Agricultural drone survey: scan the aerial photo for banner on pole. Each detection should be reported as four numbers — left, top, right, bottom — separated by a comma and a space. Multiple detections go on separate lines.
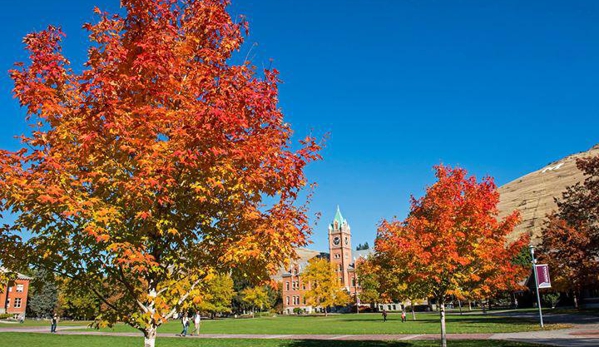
535, 264, 551, 289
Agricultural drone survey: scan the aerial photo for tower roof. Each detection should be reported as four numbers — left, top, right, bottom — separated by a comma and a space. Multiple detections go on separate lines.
333, 205, 344, 226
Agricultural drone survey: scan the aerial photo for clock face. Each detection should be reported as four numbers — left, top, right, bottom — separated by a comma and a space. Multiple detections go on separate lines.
333, 237, 340, 246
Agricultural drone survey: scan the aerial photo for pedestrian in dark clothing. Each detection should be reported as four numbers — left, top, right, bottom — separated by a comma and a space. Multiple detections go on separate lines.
50, 313, 58, 333
180, 313, 189, 337
382, 309, 388, 322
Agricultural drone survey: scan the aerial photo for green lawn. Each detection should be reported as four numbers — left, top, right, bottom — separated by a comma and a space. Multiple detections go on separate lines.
72, 313, 567, 335
0, 333, 549, 347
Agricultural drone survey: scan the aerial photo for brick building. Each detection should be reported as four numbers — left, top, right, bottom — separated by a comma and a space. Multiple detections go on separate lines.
280, 207, 375, 314
0, 268, 32, 319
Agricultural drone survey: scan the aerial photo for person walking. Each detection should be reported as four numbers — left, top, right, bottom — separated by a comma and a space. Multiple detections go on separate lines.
192, 311, 201, 336
180, 313, 189, 337
50, 313, 59, 333
401, 310, 407, 322
382, 309, 388, 322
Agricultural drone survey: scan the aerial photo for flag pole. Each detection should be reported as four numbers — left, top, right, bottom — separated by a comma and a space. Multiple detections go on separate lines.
529, 245, 544, 328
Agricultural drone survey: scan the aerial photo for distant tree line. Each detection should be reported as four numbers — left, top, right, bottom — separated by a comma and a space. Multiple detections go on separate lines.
26, 269, 283, 320
355, 242, 370, 251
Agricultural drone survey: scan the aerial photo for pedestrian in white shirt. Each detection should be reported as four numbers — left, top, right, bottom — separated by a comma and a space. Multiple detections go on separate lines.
193, 311, 201, 336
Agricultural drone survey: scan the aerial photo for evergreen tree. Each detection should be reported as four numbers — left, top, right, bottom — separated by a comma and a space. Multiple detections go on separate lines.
26, 268, 58, 318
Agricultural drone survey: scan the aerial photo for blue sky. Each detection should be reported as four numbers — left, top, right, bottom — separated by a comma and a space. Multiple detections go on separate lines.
1, 1, 598, 251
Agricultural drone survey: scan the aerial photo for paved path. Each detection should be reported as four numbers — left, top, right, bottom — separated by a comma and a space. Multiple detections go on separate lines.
1, 313, 598, 347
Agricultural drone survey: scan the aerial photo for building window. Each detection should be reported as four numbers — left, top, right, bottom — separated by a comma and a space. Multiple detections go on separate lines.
302, 284, 306, 290
16, 284, 24, 293
393, 305, 397, 311
352, 278, 356, 287
286, 296, 290, 305
14, 298, 22, 308
303, 297, 306, 305
6, 298, 10, 308
8, 287, 12, 292
286, 282, 289, 291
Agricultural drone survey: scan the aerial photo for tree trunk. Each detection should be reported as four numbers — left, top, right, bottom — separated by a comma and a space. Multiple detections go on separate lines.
144, 325, 157, 347
468, 300, 472, 311
458, 299, 462, 315
409, 298, 416, 320
573, 292, 579, 309
439, 298, 447, 347
411, 304, 416, 321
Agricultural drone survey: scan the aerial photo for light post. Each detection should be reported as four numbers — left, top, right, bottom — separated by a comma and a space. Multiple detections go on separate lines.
529, 245, 544, 328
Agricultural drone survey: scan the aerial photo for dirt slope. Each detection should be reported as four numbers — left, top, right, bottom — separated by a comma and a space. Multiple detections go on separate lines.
498, 144, 599, 243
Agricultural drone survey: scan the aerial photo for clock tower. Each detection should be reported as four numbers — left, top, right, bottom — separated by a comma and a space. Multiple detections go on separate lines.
328, 206, 352, 288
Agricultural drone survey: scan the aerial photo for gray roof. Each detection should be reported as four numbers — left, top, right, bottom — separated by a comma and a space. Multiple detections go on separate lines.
0, 267, 33, 281
353, 248, 374, 261
273, 248, 326, 281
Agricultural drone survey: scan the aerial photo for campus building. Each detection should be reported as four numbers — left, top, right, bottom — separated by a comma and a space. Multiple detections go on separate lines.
0, 268, 32, 320
279, 207, 376, 314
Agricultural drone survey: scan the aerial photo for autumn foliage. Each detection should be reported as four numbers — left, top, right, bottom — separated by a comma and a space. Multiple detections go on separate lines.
302, 258, 350, 316
538, 155, 599, 307
0, 0, 320, 346
375, 165, 528, 347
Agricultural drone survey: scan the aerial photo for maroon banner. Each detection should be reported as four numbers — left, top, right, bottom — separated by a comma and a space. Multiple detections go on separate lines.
535, 264, 551, 289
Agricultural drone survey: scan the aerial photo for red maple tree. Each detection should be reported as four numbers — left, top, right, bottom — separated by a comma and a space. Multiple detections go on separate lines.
376, 165, 528, 347
0, 1, 320, 346
538, 154, 599, 308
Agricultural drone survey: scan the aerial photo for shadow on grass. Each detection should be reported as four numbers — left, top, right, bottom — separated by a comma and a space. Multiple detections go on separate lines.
284, 342, 412, 347
328, 316, 536, 325
283, 341, 544, 347
418, 318, 535, 325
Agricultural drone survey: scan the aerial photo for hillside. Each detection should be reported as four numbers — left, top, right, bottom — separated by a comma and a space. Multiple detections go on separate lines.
498, 144, 599, 243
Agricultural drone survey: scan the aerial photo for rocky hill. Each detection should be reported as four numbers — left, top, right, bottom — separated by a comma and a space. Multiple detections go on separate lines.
498, 144, 599, 243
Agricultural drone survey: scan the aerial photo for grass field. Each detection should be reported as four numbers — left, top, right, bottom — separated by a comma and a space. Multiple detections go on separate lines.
0, 333, 549, 347
64, 312, 567, 335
